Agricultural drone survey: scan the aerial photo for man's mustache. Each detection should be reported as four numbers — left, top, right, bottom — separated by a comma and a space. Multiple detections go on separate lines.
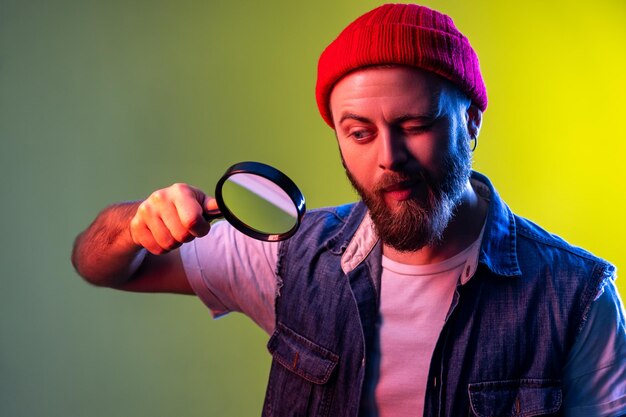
373, 170, 427, 195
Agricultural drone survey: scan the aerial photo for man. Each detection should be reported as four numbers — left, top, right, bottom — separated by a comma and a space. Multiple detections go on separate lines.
72, 4, 626, 417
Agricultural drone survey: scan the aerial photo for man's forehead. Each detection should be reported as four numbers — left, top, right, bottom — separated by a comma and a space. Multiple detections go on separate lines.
350, 65, 445, 86
329, 66, 454, 116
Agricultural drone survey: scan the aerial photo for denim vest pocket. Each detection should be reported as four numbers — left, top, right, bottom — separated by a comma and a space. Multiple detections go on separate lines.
264, 323, 340, 416
468, 379, 562, 417
268, 322, 339, 384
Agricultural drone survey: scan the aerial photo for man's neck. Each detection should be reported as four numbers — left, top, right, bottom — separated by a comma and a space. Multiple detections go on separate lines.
382, 181, 488, 265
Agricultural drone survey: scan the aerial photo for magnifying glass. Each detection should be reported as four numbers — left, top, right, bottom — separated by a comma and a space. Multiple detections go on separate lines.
203, 161, 306, 242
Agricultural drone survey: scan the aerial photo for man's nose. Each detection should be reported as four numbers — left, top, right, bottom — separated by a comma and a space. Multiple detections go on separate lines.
377, 128, 408, 171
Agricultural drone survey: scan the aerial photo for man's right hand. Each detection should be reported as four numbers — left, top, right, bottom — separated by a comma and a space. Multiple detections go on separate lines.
130, 183, 216, 255
72, 183, 216, 293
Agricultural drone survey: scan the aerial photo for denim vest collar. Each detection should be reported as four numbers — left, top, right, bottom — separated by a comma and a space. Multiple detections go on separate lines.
473, 171, 523, 277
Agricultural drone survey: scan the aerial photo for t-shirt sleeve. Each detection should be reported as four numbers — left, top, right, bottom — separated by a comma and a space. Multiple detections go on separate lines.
562, 278, 626, 416
179, 220, 279, 335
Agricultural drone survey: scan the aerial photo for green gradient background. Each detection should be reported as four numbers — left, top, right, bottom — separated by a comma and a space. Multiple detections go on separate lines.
1, 0, 624, 416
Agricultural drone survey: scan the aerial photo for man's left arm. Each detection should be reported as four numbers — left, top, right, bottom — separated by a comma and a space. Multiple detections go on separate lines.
562, 278, 626, 417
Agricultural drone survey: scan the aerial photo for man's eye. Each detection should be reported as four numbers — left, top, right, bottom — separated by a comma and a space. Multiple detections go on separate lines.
404, 125, 430, 135
348, 129, 374, 142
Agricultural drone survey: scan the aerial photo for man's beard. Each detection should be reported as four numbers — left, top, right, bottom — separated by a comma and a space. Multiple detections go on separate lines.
343, 138, 472, 252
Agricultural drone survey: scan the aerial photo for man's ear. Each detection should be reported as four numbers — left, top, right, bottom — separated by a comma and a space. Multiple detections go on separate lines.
466, 104, 483, 139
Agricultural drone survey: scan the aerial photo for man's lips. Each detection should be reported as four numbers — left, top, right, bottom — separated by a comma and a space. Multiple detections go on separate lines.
381, 179, 419, 201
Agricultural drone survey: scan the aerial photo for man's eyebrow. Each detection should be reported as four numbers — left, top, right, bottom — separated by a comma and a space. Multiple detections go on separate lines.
338, 112, 438, 125
338, 113, 371, 125
393, 113, 438, 123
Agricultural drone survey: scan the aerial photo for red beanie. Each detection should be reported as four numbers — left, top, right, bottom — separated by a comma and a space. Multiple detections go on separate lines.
316, 3, 487, 127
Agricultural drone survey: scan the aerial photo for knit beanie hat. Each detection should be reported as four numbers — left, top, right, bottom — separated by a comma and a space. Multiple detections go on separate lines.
316, 3, 487, 127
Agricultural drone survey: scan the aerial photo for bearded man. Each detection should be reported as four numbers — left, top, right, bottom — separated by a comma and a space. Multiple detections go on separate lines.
72, 4, 626, 416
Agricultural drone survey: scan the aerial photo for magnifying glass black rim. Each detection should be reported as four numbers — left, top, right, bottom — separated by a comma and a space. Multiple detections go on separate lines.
214, 161, 306, 242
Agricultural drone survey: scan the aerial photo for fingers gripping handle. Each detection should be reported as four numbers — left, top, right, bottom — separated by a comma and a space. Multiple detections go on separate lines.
202, 208, 222, 222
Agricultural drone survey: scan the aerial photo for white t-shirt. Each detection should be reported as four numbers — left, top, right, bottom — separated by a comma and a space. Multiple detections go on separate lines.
373, 239, 481, 417
180, 220, 626, 416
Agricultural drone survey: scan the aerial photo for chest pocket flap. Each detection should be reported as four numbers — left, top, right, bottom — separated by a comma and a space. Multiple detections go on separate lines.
267, 322, 339, 385
468, 379, 562, 417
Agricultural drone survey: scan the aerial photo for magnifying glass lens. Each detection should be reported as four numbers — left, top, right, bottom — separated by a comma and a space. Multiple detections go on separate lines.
221, 173, 298, 235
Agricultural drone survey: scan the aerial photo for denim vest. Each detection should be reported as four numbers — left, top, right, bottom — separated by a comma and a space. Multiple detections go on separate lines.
262, 172, 615, 417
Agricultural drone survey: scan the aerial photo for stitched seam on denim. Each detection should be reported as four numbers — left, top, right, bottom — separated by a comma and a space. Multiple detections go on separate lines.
316, 375, 335, 417
468, 378, 562, 390
275, 322, 340, 359
269, 322, 339, 384
270, 354, 335, 384
468, 380, 562, 417
576, 264, 614, 338
516, 221, 615, 269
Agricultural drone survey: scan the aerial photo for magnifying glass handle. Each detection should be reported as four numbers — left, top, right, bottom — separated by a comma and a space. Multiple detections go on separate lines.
203, 208, 222, 222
